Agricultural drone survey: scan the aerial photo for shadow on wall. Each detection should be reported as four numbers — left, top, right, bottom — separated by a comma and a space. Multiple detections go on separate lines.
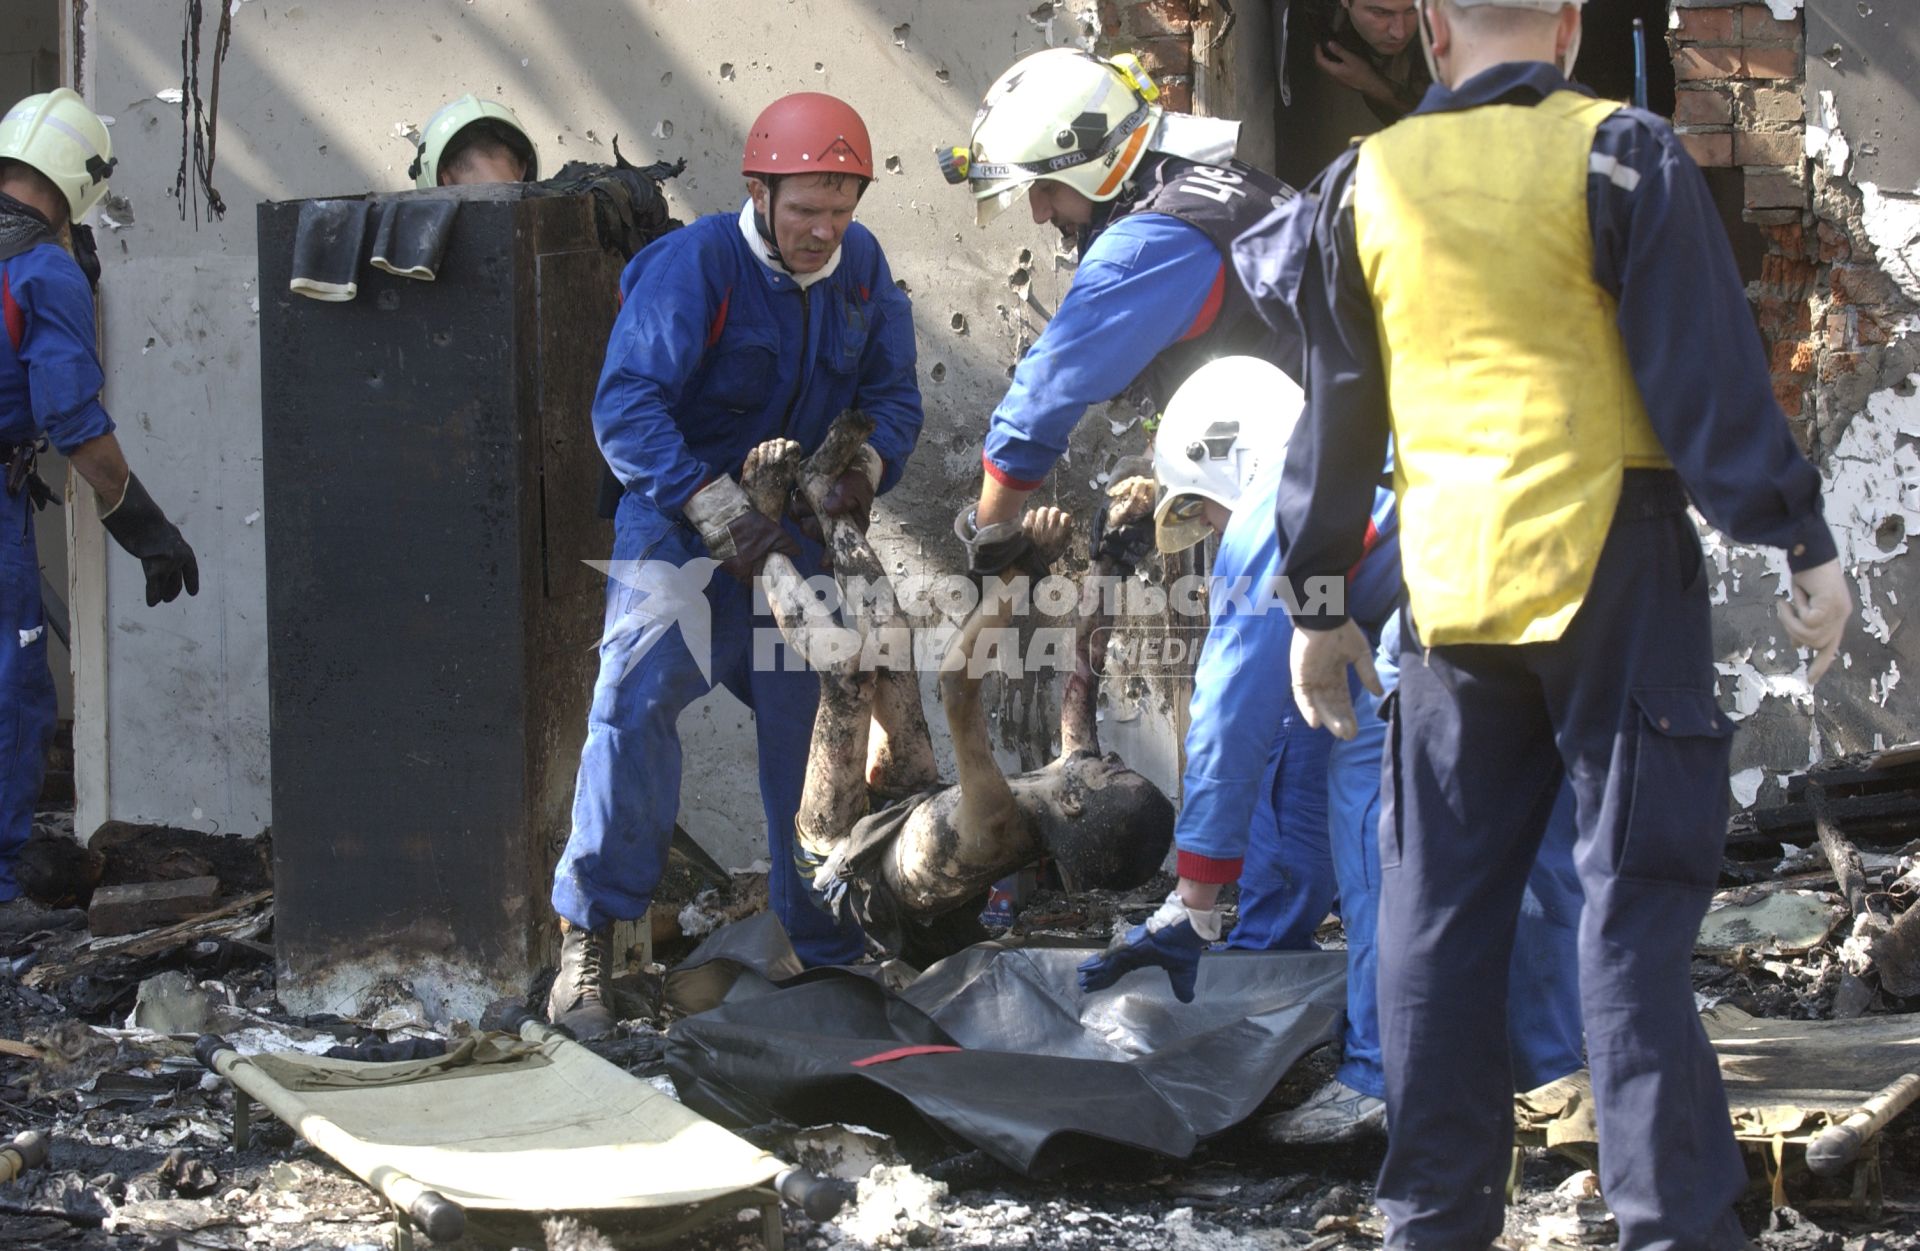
94, 0, 1137, 828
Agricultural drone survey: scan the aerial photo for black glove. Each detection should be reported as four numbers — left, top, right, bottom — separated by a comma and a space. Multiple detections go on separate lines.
100, 473, 199, 606
68, 223, 101, 291
1089, 499, 1154, 571
793, 465, 877, 544
953, 506, 1033, 579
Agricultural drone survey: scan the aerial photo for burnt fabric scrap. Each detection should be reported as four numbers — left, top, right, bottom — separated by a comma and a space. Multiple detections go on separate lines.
538, 146, 687, 261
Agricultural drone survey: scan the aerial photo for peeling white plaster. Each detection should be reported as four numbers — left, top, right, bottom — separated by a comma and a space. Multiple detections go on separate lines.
1709, 379, 1920, 719
1871, 659, 1902, 706
1860, 183, 1920, 310
155, 87, 183, 105
1730, 767, 1766, 808
1764, 0, 1802, 20
1805, 90, 1850, 178
1715, 657, 1811, 720
1823, 375, 1920, 570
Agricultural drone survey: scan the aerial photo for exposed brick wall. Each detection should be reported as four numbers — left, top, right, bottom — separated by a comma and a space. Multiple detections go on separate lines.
1668, 3, 1909, 439
1097, 0, 1198, 111
1670, 4, 1807, 220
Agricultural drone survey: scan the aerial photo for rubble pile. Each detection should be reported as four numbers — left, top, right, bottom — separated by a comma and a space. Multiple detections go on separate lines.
1707, 745, 1920, 1021
5, 775, 1920, 1250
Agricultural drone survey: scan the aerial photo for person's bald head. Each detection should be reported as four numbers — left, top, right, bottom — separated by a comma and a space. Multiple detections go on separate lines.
1423, 0, 1581, 85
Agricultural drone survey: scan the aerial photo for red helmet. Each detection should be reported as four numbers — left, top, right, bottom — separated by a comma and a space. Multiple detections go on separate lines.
741, 92, 874, 181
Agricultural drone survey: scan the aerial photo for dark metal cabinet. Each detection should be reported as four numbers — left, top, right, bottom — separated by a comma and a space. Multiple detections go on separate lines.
258, 186, 618, 1019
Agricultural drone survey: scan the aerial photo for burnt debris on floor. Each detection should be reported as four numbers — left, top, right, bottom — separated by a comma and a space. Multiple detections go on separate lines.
11, 753, 1920, 1251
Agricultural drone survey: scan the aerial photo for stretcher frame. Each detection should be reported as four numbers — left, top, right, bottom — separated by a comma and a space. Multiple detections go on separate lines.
197, 1012, 841, 1249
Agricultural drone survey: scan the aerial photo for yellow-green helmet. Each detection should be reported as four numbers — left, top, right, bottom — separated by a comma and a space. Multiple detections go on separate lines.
410, 95, 538, 189
939, 48, 1162, 228
0, 89, 116, 222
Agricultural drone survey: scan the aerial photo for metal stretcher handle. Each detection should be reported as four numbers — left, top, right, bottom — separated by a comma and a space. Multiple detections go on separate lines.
0, 1131, 49, 1184
776, 1167, 850, 1221
1806, 1072, 1920, 1177
193, 1034, 467, 1243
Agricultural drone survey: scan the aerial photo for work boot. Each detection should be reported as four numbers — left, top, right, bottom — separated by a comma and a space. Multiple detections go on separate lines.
546, 920, 615, 1040
1260, 1078, 1387, 1145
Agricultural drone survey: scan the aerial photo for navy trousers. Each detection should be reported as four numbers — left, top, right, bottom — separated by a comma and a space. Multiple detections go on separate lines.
1375, 473, 1748, 1251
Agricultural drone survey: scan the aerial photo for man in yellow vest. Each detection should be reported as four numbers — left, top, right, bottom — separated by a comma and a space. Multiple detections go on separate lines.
1246, 0, 1852, 1245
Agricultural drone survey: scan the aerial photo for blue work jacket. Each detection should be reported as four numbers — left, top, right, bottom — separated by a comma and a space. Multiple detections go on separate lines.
594, 206, 923, 549
1, 240, 115, 454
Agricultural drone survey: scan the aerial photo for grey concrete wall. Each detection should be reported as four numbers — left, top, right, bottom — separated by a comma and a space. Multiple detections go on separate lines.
89, 0, 1182, 865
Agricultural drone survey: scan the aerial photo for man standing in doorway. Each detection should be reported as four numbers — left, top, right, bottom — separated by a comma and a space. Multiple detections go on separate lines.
547, 93, 923, 1038
1300, 0, 1432, 125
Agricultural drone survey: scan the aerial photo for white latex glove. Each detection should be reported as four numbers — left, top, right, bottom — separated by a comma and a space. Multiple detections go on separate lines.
1290, 620, 1384, 741
1776, 557, 1851, 687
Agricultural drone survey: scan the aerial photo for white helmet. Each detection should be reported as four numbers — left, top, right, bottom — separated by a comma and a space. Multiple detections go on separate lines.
939, 48, 1162, 228
1151, 356, 1303, 554
410, 95, 538, 189
0, 89, 116, 222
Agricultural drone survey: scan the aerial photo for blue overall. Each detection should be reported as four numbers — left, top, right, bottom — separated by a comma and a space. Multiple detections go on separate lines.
1264, 63, 1837, 1250
1327, 614, 1586, 1101
1172, 465, 1395, 948
1182, 464, 1582, 1094
551, 208, 924, 967
0, 238, 114, 901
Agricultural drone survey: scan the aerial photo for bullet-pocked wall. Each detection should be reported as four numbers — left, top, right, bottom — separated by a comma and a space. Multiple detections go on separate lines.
1667, 0, 1920, 801
84, 0, 1192, 866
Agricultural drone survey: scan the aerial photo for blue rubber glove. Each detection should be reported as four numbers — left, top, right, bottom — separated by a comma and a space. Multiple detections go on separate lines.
1077, 892, 1222, 1003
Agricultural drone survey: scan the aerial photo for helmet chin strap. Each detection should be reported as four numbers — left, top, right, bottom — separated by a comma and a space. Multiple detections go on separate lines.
750, 189, 798, 274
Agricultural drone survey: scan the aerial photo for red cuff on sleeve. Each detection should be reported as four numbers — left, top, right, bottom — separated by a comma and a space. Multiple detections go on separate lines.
1177, 850, 1244, 884
982, 449, 1045, 492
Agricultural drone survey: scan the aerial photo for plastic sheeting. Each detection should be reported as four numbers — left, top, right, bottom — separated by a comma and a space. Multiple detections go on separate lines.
665, 915, 1347, 1175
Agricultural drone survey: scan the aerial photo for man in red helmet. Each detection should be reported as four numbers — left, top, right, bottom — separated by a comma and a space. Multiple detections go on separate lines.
546, 93, 924, 1037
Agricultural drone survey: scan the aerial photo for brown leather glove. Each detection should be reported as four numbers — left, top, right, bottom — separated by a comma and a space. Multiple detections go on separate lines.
684, 476, 797, 585
792, 443, 883, 542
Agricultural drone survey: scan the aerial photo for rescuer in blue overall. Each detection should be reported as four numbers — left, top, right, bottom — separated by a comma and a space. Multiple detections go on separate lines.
547, 93, 924, 1036
939, 47, 1304, 577
1, 90, 199, 909
1260, 0, 1851, 1243
1077, 357, 1585, 1145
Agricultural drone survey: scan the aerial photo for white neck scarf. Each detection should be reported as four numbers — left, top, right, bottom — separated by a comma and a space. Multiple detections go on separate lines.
738, 200, 842, 289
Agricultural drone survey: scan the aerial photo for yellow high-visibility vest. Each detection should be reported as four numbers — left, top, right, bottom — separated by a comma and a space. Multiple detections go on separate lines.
1352, 90, 1671, 646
